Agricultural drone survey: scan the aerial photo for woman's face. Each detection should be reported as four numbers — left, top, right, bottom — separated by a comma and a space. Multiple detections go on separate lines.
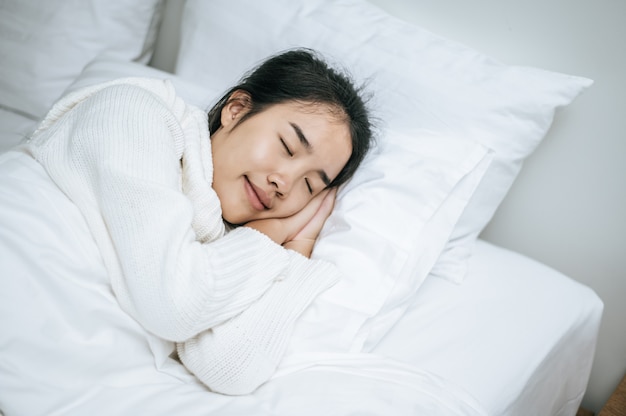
211, 92, 352, 225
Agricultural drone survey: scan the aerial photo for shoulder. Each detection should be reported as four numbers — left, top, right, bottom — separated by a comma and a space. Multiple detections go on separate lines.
84, 78, 177, 115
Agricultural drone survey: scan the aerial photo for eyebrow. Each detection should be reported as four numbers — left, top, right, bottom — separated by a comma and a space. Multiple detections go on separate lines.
290, 122, 311, 150
290, 122, 331, 187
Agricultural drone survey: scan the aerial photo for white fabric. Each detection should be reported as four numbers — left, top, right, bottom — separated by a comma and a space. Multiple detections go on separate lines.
0, 108, 37, 154
0, 0, 164, 119
21, 78, 340, 395
375, 240, 604, 416
294, 132, 491, 353
64, 58, 220, 112
175, 0, 592, 293
0, 150, 488, 416
0, 150, 601, 415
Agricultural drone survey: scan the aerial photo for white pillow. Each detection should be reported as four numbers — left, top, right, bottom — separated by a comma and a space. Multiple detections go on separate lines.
293, 132, 491, 353
0, 0, 164, 120
174, 0, 591, 351
64, 58, 218, 111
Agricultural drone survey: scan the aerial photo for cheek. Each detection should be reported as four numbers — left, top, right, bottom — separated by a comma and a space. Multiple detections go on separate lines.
277, 192, 312, 218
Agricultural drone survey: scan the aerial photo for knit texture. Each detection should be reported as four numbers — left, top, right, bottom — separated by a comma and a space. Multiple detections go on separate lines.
178, 251, 338, 394
24, 78, 340, 394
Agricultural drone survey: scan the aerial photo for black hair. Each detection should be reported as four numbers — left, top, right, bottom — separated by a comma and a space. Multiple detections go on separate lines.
208, 48, 373, 188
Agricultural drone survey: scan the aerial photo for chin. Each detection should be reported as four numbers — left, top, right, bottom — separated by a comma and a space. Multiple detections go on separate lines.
221, 208, 254, 227
221, 213, 244, 227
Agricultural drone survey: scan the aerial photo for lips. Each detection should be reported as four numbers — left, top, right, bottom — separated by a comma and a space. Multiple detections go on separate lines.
244, 176, 270, 211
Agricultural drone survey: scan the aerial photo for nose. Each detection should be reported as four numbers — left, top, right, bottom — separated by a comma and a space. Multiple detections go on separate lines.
268, 172, 292, 197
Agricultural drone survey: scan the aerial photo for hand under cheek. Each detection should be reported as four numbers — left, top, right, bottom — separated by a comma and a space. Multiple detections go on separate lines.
289, 197, 315, 217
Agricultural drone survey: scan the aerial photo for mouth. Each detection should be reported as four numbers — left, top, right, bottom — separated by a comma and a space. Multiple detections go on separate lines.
244, 176, 270, 211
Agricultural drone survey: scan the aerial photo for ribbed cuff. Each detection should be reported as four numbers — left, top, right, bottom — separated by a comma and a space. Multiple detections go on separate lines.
184, 227, 292, 330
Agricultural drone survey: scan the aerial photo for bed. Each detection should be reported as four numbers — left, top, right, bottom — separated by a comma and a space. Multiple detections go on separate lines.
0, 0, 603, 415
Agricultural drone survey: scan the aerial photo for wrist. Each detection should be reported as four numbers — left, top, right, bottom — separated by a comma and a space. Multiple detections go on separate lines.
245, 219, 288, 245
282, 239, 315, 258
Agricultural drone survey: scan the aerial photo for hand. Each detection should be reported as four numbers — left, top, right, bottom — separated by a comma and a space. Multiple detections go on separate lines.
288, 187, 337, 242
245, 188, 337, 257
282, 188, 336, 257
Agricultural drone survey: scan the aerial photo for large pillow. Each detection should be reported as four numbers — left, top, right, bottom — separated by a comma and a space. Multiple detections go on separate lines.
0, 0, 164, 120
174, 0, 591, 352
289, 132, 491, 354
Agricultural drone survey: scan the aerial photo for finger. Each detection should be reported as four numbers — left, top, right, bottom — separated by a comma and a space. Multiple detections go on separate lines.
318, 187, 337, 215
291, 188, 330, 222
281, 189, 330, 241
291, 188, 338, 241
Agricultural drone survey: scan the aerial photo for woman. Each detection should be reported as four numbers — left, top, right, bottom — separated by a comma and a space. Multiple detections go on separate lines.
21, 49, 373, 394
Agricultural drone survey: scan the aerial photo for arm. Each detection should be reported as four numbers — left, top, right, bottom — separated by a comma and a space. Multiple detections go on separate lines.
27, 82, 294, 341
177, 187, 340, 394
177, 251, 340, 395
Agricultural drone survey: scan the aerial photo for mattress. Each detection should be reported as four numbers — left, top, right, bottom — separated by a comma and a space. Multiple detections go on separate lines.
375, 239, 603, 416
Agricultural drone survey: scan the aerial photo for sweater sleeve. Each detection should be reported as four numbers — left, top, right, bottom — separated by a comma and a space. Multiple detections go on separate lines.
26, 82, 297, 342
177, 250, 340, 395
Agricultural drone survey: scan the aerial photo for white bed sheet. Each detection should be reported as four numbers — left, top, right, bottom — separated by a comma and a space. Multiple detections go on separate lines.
0, 107, 37, 154
375, 240, 603, 416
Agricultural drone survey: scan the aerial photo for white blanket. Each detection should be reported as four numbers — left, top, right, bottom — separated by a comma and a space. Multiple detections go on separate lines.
0, 150, 487, 415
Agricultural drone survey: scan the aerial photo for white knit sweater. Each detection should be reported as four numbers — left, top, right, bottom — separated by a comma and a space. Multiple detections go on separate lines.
24, 78, 340, 395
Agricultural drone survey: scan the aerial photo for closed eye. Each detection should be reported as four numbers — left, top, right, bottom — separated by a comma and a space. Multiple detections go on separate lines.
280, 138, 293, 157
305, 178, 313, 195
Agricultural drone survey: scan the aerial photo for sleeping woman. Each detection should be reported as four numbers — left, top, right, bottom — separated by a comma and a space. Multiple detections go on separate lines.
19, 49, 373, 395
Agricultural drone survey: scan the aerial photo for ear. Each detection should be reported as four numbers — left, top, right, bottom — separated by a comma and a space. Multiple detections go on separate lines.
220, 89, 252, 128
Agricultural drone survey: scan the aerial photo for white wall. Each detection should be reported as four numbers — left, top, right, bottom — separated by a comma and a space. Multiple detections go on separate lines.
153, 0, 625, 412
366, 0, 625, 412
